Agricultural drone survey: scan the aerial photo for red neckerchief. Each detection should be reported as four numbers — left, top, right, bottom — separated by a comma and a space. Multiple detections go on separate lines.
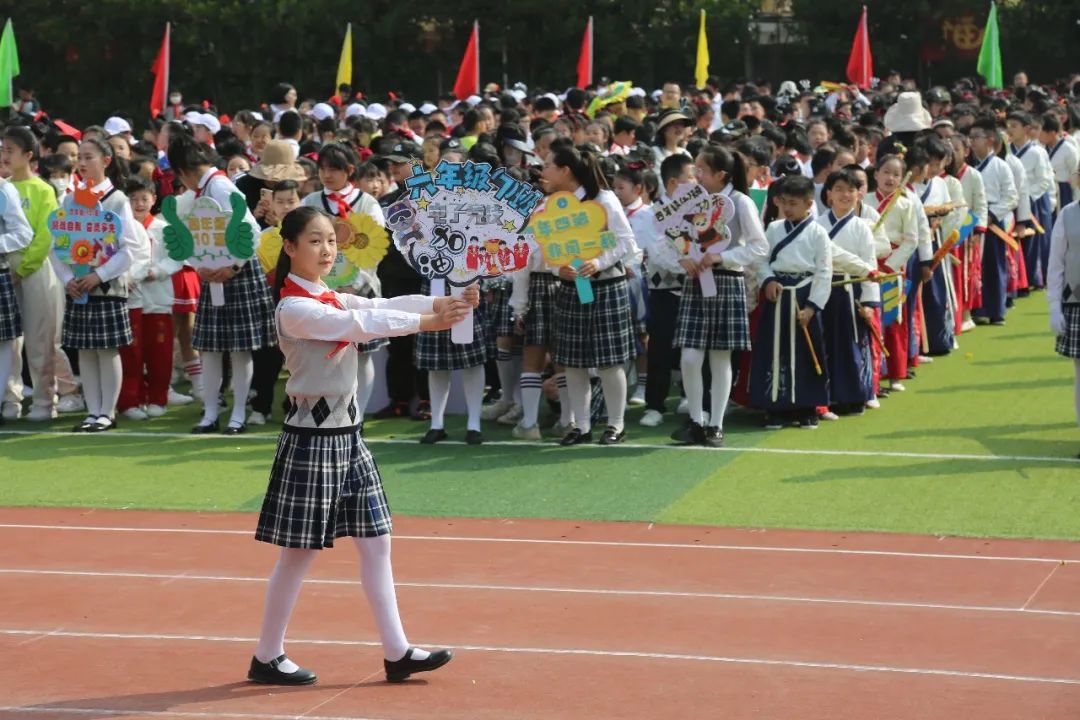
141, 213, 154, 230
625, 199, 644, 218
195, 170, 226, 199
279, 277, 349, 359
325, 185, 355, 218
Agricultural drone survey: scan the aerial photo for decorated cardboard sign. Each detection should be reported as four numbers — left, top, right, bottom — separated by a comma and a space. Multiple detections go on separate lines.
652, 184, 736, 297
161, 192, 254, 306
389, 160, 541, 343
527, 191, 620, 303
257, 213, 388, 290
48, 191, 122, 305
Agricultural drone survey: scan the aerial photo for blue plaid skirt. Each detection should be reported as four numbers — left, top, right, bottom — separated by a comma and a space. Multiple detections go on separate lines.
63, 295, 132, 349
673, 269, 751, 351
553, 276, 634, 368
193, 260, 276, 353
255, 424, 392, 549
0, 268, 21, 342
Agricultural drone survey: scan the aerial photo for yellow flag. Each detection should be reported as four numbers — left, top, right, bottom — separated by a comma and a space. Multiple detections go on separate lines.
695, 10, 709, 89
335, 23, 353, 94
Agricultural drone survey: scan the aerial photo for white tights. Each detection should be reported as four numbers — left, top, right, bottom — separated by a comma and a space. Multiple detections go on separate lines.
563, 366, 627, 432
680, 349, 733, 428
78, 348, 122, 419
200, 351, 252, 427
428, 366, 485, 431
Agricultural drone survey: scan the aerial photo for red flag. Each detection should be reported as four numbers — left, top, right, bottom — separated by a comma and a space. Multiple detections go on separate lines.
845, 6, 872, 89
452, 22, 479, 101
576, 17, 593, 89
149, 22, 170, 118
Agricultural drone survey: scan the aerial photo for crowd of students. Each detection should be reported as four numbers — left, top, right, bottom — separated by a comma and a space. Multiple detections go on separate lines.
1, 69, 1078, 450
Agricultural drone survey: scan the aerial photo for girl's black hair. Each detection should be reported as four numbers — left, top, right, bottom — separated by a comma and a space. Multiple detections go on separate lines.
697, 144, 749, 194
39, 153, 73, 178
2, 126, 39, 159
83, 136, 128, 187
272, 206, 332, 302
641, 169, 660, 203
234, 110, 261, 128
356, 161, 381, 181
548, 142, 608, 200
614, 162, 644, 188
270, 82, 296, 106
317, 141, 358, 175
166, 132, 214, 174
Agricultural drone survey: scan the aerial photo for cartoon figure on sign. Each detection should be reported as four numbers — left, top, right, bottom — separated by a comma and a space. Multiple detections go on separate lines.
684, 196, 734, 253
48, 189, 123, 304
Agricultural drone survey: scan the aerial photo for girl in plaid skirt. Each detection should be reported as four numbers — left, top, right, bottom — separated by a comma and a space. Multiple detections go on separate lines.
0, 177, 33, 420
543, 140, 639, 446
249, 206, 468, 686
167, 134, 275, 435
650, 146, 768, 447
50, 138, 149, 432
1048, 196, 1080, 458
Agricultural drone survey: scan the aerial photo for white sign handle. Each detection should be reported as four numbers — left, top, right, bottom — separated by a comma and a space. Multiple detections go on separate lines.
690, 245, 717, 297
209, 282, 226, 306
450, 284, 474, 345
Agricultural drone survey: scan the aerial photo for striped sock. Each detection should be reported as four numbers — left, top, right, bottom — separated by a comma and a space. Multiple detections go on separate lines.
519, 372, 543, 428
556, 373, 572, 426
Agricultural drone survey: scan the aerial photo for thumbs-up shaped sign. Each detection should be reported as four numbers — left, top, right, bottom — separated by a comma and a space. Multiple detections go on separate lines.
225, 192, 254, 260
160, 195, 195, 262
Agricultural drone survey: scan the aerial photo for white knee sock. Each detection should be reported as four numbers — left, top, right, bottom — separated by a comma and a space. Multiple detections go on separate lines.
0, 341, 13, 407
520, 372, 543, 427
596, 366, 627, 432
496, 348, 517, 405
354, 535, 429, 662
229, 351, 253, 427
708, 350, 734, 429
97, 348, 122, 419
563, 368, 592, 433
1074, 360, 1080, 428
78, 349, 102, 417
356, 353, 376, 417
200, 351, 222, 424
254, 547, 319, 670
428, 370, 450, 430
509, 347, 523, 403
556, 372, 573, 426
462, 365, 485, 431
680, 349, 706, 424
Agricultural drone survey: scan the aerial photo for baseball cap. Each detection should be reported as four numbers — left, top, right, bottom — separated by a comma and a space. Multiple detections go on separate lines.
366, 103, 388, 121
309, 102, 335, 122
385, 141, 423, 163
103, 116, 132, 136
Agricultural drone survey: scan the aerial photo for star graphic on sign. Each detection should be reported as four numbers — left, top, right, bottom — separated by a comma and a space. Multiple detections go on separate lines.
454, 187, 466, 194
416, 198, 431, 211
502, 220, 517, 232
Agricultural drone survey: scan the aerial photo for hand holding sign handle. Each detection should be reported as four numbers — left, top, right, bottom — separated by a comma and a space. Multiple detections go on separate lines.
225, 193, 255, 260
160, 196, 194, 261
570, 259, 594, 303
449, 284, 475, 345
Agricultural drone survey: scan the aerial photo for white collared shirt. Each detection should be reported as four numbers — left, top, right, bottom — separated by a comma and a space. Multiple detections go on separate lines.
1011, 141, 1055, 201
758, 216, 834, 311
817, 209, 879, 304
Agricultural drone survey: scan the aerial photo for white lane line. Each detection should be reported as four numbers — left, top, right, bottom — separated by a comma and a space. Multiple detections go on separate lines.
1, 628, 1077, 687
3, 428, 1077, 464
4, 568, 1080, 619
0, 523, 1069, 564
0, 708, 387, 720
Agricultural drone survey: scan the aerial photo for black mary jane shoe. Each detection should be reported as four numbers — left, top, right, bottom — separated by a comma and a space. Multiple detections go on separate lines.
465, 430, 483, 445
84, 416, 118, 433
222, 423, 247, 436
190, 419, 220, 434
703, 426, 724, 448
419, 428, 448, 444
247, 655, 317, 686
598, 426, 626, 445
384, 647, 454, 683
670, 420, 705, 445
73, 416, 99, 433
559, 427, 592, 446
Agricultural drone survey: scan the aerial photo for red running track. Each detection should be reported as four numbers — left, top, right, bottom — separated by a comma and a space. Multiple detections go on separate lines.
0, 507, 1078, 719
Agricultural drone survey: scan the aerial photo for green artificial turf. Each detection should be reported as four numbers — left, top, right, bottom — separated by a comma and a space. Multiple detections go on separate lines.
1, 296, 1077, 539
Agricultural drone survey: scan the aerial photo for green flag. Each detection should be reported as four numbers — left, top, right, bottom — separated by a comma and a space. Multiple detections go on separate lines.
976, 3, 1002, 89
0, 19, 19, 107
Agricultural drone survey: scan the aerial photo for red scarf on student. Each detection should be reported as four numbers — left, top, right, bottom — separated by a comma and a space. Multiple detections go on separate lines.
279, 277, 349, 359
325, 184, 355, 218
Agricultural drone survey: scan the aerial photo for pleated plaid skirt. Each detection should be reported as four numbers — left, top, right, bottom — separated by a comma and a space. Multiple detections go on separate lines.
673, 269, 752, 351
414, 306, 488, 371
255, 425, 392, 549
0, 268, 21, 342
553, 276, 634, 368
62, 295, 132, 349
193, 260, 276, 353
524, 273, 560, 348
1056, 305, 1080, 359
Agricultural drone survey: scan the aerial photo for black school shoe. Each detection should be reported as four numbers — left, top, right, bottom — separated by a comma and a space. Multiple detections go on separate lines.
85, 416, 118, 433
222, 423, 247, 436
559, 427, 592, 446
599, 426, 626, 445
384, 648, 454, 683
703, 426, 724, 448
465, 430, 483, 445
190, 419, 220, 434
420, 428, 448, 444
73, 415, 99, 433
247, 655, 317, 686
670, 420, 705, 445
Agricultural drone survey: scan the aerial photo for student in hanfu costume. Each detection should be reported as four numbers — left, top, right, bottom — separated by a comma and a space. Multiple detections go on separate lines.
945, 133, 989, 332
817, 169, 879, 415
1007, 111, 1056, 289
750, 175, 832, 429
969, 122, 1019, 326
910, 138, 959, 357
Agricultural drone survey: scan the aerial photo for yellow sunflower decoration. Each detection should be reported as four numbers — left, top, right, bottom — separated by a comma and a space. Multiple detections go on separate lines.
585, 81, 633, 119
335, 212, 390, 270
256, 225, 283, 275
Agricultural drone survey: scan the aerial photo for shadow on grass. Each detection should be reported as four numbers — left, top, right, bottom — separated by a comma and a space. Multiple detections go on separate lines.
863, 421, 1078, 460
779, 454, 1080, 484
